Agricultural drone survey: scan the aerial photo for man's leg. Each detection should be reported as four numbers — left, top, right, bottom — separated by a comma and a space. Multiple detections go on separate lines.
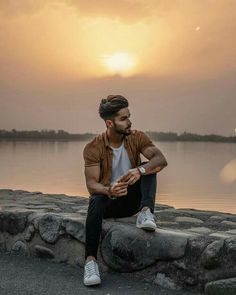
84, 183, 141, 263
85, 194, 109, 262
135, 172, 158, 231
138, 172, 157, 214
83, 194, 110, 286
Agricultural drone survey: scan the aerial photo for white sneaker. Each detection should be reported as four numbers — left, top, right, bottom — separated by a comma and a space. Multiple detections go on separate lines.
136, 208, 157, 231
83, 260, 101, 286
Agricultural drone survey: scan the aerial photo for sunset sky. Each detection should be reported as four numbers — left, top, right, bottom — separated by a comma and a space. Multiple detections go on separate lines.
0, 0, 235, 135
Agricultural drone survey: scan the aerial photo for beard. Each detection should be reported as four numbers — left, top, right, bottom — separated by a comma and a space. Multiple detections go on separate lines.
114, 123, 132, 136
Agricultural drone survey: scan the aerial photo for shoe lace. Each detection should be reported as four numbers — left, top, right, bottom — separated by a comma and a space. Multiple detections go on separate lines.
140, 209, 155, 222
85, 261, 99, 277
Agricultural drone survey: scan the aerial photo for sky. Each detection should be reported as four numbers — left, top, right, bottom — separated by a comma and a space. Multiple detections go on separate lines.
0, 0, 236, 136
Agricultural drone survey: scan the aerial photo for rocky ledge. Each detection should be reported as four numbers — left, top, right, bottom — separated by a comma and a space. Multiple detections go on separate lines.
0, 189, 236, 294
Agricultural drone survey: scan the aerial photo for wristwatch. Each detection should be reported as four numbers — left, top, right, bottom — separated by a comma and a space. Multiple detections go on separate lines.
137, 165, 146, 175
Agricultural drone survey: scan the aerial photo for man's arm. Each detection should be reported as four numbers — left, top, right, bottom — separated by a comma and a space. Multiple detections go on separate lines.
84, 166, 128, 197
140, 145, 168, 175
119, 145, 167, 185
84, 165, 110, 196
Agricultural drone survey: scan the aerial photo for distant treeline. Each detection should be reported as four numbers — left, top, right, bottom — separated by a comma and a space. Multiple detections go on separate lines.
0, 129, 236, 142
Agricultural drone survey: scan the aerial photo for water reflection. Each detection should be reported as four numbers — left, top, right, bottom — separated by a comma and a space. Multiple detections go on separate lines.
220, 158, 236, 184
0, 140, 235, 214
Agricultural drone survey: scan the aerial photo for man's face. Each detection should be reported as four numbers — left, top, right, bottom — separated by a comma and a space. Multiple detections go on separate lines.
109, 107, 132, 135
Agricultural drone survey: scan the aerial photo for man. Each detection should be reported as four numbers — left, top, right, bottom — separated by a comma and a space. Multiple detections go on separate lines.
83, 95, 168, 286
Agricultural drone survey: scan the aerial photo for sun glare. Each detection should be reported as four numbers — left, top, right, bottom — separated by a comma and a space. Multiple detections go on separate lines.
102, 52, 136, 76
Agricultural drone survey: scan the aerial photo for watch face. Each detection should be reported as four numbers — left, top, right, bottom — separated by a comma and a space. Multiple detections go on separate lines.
139, 166, 146, 174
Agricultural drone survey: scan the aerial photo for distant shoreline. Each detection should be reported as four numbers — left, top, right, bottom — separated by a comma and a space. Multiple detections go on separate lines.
0, 129, 236, 143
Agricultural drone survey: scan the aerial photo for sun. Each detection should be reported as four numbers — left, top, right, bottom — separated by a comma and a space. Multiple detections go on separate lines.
102, 52, 136, 76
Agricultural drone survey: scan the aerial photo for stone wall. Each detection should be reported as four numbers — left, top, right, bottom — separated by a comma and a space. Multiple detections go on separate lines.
0, 189, 236, 294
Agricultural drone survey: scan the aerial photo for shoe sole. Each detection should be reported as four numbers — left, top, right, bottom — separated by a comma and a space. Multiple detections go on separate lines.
136, 224, 156, 231
84, 280, 101, 287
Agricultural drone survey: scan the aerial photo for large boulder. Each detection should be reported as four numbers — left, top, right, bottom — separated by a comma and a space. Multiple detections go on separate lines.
101, 223, 193, 271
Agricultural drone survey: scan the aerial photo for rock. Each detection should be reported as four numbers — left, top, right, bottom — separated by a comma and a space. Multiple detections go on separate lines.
156, 221, 178, 226
175, 217, 204, 224
34, 245, 55, 259
221, 220, 236, 228
226, 229, 236, 235
28, 212, 46, 230
24, 225, 35, 241
0, 235, 6, 252
209, 215, 224, 221
101, 224, 192, 271
11, 240, 30, 256
154, 273, 181, 290
114, 216, 136, 224
62, 216, 86, 243
187, 227, 212, 234
200, 239, 224, 269
205, 277, 236, 295
0, 212, 28, 234
209, 232, 233, 239
186, 236, 214, 258
38, 214, 62, 244
224, 237, 236, 255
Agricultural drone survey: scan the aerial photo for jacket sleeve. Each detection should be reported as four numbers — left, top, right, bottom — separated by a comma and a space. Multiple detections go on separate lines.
138, 131, 156, 154
83, 143, 100, 167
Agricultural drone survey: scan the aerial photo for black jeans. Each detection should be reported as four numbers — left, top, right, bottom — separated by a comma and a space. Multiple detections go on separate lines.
84, 172, 157, 260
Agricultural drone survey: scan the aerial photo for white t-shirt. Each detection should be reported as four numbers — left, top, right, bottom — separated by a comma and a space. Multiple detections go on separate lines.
110, 141, 132, 186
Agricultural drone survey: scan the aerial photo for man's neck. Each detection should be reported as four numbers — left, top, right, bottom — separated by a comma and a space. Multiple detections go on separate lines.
106, 129, 125, 148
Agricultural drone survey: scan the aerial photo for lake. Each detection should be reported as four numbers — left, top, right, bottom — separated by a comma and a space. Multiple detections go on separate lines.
0, 140, 235, 214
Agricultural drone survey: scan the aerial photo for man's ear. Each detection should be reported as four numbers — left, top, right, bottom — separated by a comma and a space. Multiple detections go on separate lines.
105, 119, 113, 128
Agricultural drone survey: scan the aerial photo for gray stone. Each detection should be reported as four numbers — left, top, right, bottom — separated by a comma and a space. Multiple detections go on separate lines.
154, 273, 181, 290
221, 220, 236, 228
175, 216, 204, 224
101, 224, 192, 271
226, 229, 236, 235
11, 240, 30, 256
114, 216, 137, 224
34, 245, 55, 259
155, 221, 178, 226
209, 232, 233, 239
62, 216, 86, 243
205, 277, 236, 295
28, 212, 47, 230
209, 215, 224, 221
200, 239, 224, 269
187, 227, 212, 234
0, 235, 6, 252
224, 237, 236, 255
0, 212, 28, 234
38, 214, 62, 244
24, 225, 35, 241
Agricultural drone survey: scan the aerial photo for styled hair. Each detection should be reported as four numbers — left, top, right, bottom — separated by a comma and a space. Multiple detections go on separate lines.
98, 95, 129, 120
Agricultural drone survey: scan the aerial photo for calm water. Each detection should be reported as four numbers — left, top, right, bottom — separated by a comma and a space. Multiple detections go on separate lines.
0, 140, 235, 214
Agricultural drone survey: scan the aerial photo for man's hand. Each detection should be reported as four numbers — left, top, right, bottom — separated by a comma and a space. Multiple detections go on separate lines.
118, 168, 141, 186
110, 181, 128, 197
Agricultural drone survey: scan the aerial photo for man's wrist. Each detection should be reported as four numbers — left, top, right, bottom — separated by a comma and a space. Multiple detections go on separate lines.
137, 165, 146, 175
106, 185, 117, 200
